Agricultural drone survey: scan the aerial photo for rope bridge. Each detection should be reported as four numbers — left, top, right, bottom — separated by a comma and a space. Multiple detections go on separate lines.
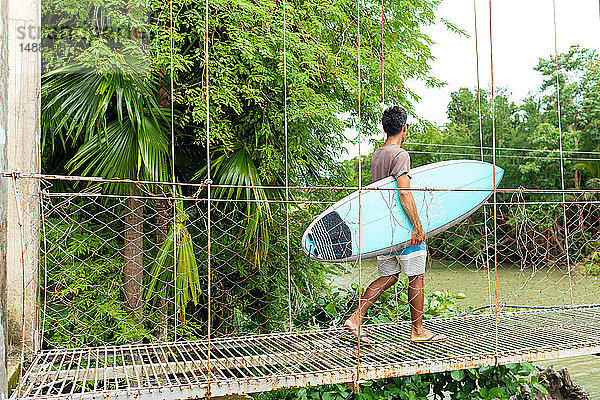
5, 0, 600, 397
6, 175, 600, 399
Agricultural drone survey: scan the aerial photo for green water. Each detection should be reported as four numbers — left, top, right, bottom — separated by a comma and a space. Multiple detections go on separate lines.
329, 261, 600, 398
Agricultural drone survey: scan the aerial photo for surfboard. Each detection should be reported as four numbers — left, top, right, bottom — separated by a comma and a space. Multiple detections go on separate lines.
301, 160, 503, 263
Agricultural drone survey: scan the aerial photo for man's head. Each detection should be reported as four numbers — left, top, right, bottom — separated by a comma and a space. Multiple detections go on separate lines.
382, 105, 408, 141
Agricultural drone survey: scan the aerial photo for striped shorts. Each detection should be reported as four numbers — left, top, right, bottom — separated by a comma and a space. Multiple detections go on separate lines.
377, 242, 427, 278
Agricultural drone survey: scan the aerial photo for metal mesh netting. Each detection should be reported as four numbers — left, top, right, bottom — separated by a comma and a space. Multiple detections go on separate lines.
34, 177, 600, 350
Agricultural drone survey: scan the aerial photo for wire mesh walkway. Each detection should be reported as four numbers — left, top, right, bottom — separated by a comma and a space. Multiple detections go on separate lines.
13, 306, 600, 400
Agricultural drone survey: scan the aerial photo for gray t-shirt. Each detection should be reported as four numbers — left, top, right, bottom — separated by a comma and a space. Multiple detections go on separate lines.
371, 144, 411, 183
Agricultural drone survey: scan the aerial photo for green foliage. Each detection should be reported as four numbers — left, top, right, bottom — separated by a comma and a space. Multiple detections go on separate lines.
254, 358, 540, 400
41, 64, 171, 186
580, 241, 600, 276
161, 0, 446, 184
41, 0, 151, 73
43, 207, 150, 347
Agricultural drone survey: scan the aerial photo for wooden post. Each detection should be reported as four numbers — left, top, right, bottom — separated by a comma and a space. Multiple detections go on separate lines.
2, 0, 41, 369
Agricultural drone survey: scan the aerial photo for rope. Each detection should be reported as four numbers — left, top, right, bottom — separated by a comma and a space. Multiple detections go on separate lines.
405, 149, 600, 162
552, 0, 574, 305
402, 142, 600, 155
473, 0, 493, 311
381, 0, 384, 108
169, 0, 178, 344
11, 173, 27, 397
40, 185, 49, 354
488, 0, 500, 361
356, 0, 363, 387
5, 172, 600, 194
380, 0, 400, 324
283, 0, 292, 333
204, 0, 212, 396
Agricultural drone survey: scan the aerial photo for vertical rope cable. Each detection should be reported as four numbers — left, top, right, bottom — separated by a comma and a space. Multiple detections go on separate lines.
381, 0, 400, 324
205, 0, 212, 395
169, 0, 178, 343
473, 0, 493, 311
40, 185, 49, 351
12, 174, 27, 396
380, 0, 384, 108
552, 0, 574, 305
355, 0, 363, 389
488, 0, 499, 359
283, 0, 292, 332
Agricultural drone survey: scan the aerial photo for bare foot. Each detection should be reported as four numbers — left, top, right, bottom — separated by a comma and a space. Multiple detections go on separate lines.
411, 327, 446, 343
344, 318, 376, 345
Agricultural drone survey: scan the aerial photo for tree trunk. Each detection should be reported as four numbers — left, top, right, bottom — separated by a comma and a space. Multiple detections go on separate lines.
515, 366, 590, 400
123, 194, 145, 318
155, 70, 173, 337
154, 197, 170, 338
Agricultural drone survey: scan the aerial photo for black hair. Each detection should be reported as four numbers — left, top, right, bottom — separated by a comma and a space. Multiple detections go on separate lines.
382, 105, 408, 137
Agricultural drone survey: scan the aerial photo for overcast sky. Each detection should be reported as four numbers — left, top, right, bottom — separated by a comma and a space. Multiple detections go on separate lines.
343, 0, 600, 159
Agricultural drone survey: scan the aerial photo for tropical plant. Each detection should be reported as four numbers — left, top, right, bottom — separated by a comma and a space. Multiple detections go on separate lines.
42, 207, 152, 347
576, 158, 600, 189
145, 201, 201, 318
40, 61, 204, 320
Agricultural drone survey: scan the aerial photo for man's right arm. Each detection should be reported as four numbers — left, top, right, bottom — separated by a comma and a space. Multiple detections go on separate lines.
396, 174, 426, 246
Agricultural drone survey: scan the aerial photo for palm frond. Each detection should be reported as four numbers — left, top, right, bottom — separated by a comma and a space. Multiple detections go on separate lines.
196, 143, 283, 264
42, 64, 165, 151
145, 202, 200, 318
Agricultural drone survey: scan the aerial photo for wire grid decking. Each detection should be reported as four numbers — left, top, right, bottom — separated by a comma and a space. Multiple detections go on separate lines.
12, 306, 600, 400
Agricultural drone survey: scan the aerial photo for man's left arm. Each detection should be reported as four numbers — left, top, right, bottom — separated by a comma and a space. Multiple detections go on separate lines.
396, 173, 426, 246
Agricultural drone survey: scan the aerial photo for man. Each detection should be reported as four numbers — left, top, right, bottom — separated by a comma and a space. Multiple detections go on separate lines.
344, 105, 446, 345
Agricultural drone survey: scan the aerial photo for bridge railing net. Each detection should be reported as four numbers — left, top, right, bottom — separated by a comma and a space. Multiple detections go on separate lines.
35, 177, 600, 350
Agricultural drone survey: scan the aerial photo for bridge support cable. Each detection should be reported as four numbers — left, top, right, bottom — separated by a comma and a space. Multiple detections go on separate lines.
487, 0, 500, 361
355, 0, 364, 392
202, 0, 213, 395
472, 0, 493, 313
552, 0, 575, 305
283, 0, 293, 334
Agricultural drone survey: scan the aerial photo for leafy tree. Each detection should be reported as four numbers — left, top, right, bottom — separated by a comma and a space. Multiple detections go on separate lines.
155, 0, 452, 269
41, 65, 176, 318
40, 0, 204, 323
535, 46, 600, 189
534, 45, 594, 131
163, 0, 451, 185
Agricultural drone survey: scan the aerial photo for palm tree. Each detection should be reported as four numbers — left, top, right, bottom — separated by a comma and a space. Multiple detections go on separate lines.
42, 64, 181, 319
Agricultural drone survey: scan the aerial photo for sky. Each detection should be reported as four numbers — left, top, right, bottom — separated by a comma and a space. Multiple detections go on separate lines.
343, 0, 600, 159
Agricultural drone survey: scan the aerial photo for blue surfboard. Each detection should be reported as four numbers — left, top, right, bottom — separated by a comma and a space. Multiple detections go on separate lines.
301, 160, 503, 263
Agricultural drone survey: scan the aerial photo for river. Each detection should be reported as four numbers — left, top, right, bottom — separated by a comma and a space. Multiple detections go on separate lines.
328, 260, 600, 398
